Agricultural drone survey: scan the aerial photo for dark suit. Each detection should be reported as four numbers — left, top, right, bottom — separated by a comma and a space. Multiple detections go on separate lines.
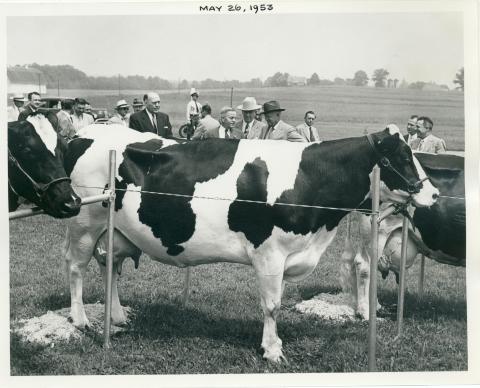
17, 105, 37, 121
129, 109, 172, 138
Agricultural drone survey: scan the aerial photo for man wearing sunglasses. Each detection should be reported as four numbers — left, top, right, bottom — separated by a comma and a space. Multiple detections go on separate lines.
109, 99, 130, 126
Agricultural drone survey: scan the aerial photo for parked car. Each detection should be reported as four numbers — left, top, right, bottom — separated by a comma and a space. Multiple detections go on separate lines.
40, 97, 110, 120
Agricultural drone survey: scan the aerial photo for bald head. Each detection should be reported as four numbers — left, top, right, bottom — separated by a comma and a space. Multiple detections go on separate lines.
144, 92, 161, 114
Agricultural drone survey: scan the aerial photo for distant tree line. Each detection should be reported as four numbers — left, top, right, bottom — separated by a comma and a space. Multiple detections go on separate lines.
17, 63, 462, 92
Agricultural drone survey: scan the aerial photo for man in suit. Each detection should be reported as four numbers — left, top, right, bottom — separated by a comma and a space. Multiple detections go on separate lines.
57, 99, 75, 139
259, 101, 306, 142
202, 106, 243, 139
235, 97, 267, 139
411, 116, 446, 154
296, 111, 320, 142
18, 91, 43, 121
71, 98, 95, 134
132, 98, 144, 113
129, 92, 172, 138
191, 104, 220, 140
404, 115, 418, 146
109, 99, 130, 126
7, 94, 26, 122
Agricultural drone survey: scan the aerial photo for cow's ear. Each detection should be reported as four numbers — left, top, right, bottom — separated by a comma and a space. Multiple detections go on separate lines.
125, 144, 170, 167
377, 132, 400, 154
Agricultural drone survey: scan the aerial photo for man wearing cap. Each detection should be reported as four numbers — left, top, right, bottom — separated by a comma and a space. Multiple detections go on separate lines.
202, 106, 243, 139
186, 88, 202, 122
296, 111, 320, 142
7, 94, 26, 122
191, 104, 220, 140
259, 101, 306, 142
109, 99, 131, 126
57, 99, 76, 139
129, 92, 172, 138
404, 115, 418, 146
132, 98, 144, 113
235, 97, 267, 139
18, 91, 43, 121
411, 116, 446, 154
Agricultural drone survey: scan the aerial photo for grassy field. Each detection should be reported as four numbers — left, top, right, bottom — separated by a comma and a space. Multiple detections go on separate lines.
10, 212, 467, 375
58, 85, 465, 150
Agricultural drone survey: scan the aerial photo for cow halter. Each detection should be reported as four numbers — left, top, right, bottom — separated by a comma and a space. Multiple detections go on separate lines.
8, 148, 71, 202
366, 134, 428, 194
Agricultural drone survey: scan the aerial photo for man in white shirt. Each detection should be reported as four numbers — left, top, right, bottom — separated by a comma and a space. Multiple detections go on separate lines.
202, 106, 243, 139
18, 91, 43, 121
7, 94, 26, 122
186, 88, 202, 122
71, 98, 95, 134
109, 99, 130, 126
296, 111, 320, 142
404, 115, 418, 146
235, 97, 266, 139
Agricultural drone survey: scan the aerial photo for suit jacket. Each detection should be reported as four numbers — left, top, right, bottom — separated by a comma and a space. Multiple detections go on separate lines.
17, 105, 37, 121
411, 134, 446, 154
204, 126, 243, 139
129, 109, 172, 138
57, 110, 75, 138
260, 120, 306, 142
235, 119, 267, 139
296, 122, 320, 142
109, 113, 130, 127
192, 115, 220, 140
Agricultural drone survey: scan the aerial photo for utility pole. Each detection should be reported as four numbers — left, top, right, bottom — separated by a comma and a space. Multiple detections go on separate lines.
38, 74, 41, 93
57, 79, 60, 96
118, 74, 121, 96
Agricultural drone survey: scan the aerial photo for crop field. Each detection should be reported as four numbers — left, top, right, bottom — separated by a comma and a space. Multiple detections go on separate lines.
58, 85, 465, 150
9, 86, 467, 375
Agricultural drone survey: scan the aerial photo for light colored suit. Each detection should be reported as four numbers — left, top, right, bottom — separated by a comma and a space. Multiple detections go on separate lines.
57, 110, 75, 138
260, 120, 306, 142
411, 134, 447, 154
296, 122, 320, 142
192, 115, 220, 140
235, 119, 267, 139
109, 113, 130, 127
204, 125, 243, 139
7, 105, 22, 122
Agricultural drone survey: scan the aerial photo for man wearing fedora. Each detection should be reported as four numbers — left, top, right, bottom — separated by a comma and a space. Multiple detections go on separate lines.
186, 88, 202, 122
109, 99, 131, 126
129, 92, 172, 138
202, 106, 243, 139
18, 91, 43, 121
259, 101, 306, 142
132, 98, 144, 113
7, 94, 26, 122
235, 97, 267, 139
296, 111, 320, 142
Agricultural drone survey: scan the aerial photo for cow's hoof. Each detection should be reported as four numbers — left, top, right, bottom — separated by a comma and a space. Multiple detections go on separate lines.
70, 315, 90, 329
263, 345, 286, 363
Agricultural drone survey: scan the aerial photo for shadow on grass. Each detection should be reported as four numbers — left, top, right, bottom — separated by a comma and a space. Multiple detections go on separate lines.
10, 333, 52, 375
297, 284, 342, 301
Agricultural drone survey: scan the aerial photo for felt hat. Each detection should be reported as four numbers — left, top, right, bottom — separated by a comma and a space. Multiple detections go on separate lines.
259, 100, 285, 114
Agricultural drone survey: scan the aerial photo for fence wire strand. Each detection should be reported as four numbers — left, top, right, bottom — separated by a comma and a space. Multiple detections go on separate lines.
72, 184, 379, 215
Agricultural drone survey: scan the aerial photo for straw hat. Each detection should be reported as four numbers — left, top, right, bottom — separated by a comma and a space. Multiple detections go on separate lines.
115, 99, 130, 110
236, 97, 262, 111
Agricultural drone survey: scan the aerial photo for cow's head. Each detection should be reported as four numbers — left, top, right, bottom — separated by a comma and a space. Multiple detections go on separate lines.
8, 113, 81, 218
369, 126, 439, 207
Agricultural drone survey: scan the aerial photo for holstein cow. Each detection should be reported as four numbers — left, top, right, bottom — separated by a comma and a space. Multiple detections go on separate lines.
8, 113, 81, 218
64, 124, 438, 362
341, 152, 465, 318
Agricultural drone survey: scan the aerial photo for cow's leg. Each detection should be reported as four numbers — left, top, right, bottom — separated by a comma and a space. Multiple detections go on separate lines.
98, 260, 128, 325
354, 247, 371, 319
64, 230, 96, 328
254, 269, 285, 363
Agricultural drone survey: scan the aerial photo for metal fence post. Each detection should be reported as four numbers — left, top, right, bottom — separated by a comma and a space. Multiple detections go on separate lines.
395, 216, 410, 339
368, 165, 380, 371
418, 254, 426, 299
104, 150, 116, 349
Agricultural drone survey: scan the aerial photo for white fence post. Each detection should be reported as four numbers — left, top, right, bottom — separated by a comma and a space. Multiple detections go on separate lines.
368, 165, 380, 371
104, 150, 116, 349
395, 216, 410, 339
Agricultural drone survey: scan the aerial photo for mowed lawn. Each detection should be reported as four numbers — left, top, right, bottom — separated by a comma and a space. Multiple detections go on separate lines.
69, 85, 464, 150
10, 212, 467, 375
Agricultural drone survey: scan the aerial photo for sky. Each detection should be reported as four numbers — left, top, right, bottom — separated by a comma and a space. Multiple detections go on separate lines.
7, 11, 463, 87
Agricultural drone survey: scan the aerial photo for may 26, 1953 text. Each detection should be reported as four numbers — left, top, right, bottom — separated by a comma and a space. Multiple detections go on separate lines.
199, 4, 274, 13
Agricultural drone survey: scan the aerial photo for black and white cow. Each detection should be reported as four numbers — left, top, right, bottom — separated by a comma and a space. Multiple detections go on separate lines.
64, 124, 438, 362
340, 152, 465, 318
8, 113, 81, 218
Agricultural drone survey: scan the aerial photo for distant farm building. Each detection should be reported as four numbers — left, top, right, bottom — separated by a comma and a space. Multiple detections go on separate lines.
287, 75, 307, 86
7, 66, 47, 96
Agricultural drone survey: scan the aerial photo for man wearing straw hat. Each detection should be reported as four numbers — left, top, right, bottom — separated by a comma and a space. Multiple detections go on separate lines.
235, 97, 267, 139
7, 94, 26, 122
186, 88, 202, 122
109, 99, 131, 126
259, 100, 306, 142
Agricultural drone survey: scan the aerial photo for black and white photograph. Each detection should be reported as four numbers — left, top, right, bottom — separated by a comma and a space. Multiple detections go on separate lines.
1, 0, 479, 386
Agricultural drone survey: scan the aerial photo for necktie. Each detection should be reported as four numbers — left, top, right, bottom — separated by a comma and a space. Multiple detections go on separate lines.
195, 102, 199, 113
152, 113, 157, 133
309, 126, 315, 142
264, 126, 272, 139
244, 122, 249, 138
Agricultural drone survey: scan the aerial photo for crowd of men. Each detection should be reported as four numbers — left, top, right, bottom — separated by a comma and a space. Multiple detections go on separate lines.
7, 88, 447, 154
